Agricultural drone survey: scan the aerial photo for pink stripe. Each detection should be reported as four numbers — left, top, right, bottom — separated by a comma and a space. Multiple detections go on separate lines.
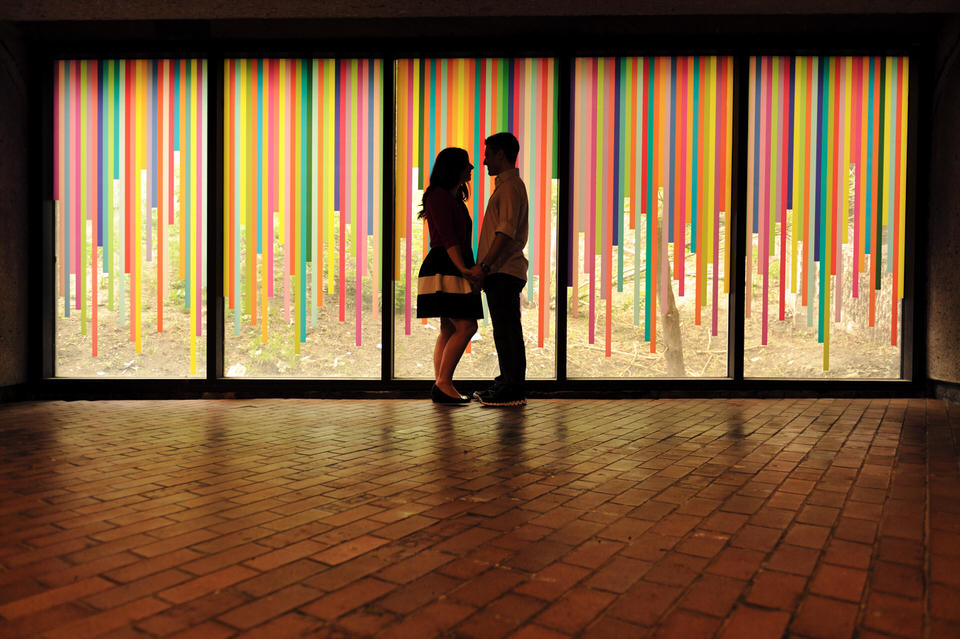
760, 56, 771, 345
600, 58, 610, 304
660, 58, 670, 324
604, 58, 614, 355
713, 59, 724, 335
284, 61, 291, 322
89, 59, 98, 261
745, 57, 755, 319
404, 61, 413, 335
196, 62, 203, 337
356, 60, 366, 347
167, 61, 175, 225
57, 61, 66, 297
89, 61, 98, 356
852, 57, 862, 299
713, 192, 720, 337
338, 61, 347, 323
72, 61, 81, 307
778, 57, 788, 321
268, 59, 276, 299
145, 61, 154, 263
587, 57, 598, 344
677, 57, 687, 298
54, 61, 61, 200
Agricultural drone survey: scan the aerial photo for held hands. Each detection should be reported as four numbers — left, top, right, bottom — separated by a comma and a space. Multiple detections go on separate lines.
463, 264, 485, 285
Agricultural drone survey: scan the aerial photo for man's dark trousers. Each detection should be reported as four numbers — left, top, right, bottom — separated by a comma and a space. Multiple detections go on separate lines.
483, 273, 526, 395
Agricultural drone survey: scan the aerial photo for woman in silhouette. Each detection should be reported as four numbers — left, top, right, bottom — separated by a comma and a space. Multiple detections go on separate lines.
416, 147, 482, 404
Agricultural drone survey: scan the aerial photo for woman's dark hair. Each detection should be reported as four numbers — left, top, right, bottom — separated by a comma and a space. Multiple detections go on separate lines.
418, 147, 471, 218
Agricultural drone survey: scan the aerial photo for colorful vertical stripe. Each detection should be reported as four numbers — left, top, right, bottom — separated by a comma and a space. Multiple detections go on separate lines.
223, 59, 383, 351
54, 59, 207, 376
571, 56, 734, 357
394, 58, 558, 346
747, 56, 908, 370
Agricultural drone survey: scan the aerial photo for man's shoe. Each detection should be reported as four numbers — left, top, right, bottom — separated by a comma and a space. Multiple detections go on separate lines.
472, 388, 496, 402
478, 388, 526, 407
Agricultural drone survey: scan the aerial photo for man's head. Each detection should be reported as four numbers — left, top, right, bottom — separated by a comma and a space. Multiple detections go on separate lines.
483, 132, 519, 176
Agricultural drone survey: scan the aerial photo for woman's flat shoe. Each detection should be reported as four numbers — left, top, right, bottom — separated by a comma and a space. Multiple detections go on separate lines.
431, 385, 471, 404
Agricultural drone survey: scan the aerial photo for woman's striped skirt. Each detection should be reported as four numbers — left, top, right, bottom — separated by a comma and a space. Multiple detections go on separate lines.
416, 247, 483, 320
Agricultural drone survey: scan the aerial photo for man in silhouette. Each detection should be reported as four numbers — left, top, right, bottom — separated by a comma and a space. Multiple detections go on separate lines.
470, 132, 528, 407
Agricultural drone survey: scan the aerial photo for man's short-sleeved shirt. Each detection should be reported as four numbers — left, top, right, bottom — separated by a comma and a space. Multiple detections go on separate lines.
478, 168, 528, 281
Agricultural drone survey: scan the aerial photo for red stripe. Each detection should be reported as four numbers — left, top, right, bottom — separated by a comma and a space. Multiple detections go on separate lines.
91, 61, 99, 356
831, 57, 841, 276
537, 58, 548, 348
124, 61, 133, 276
227, 59, 235, 309
339, 60, 347, 322
157, 60, 165, 331
673, 57, 688, 297
779, 57, 789, 321
892, 57, 904, 346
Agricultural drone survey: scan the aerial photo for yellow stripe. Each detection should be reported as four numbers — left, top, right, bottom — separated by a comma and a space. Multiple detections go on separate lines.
79, 61, 88, 334
882, 57, 893, 226
189, 59, 198, 373
823, 61, 832, 371
137, 60, 146, 354
326, 59, 336, 294
312, 59, 320, 312
791, 56, 803, 294
724, 57, 733, 294
769, 56, 778, 259
278, 58, 286, 243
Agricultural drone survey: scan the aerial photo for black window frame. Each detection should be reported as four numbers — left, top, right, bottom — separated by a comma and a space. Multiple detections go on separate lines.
28, 19, 928, 399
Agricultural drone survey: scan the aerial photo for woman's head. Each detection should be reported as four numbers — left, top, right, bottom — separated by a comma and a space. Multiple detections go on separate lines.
420, 147, 472, 215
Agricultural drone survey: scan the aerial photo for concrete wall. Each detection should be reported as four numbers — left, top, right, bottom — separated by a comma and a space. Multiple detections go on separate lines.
928, 18, 960, 386
0, 23, 29, 389
2, 0, 957, 21
1, 2, 958, 393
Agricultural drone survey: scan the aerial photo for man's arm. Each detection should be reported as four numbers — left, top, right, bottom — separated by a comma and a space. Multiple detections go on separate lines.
479, 231, 511, 269
467, 231, 510, 283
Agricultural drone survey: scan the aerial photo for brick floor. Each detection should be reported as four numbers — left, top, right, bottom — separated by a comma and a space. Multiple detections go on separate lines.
0, 397, 956, 638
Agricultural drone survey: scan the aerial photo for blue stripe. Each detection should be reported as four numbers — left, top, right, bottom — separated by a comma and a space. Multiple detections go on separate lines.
668, 57, 677, 243
786, 57, 796, 210
693, 57, 701, 252
256, 59, 263, 254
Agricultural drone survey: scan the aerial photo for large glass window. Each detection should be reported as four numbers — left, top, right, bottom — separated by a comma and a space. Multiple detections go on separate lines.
744, 56, 908, 378
567, 57, 734, 378
54, 59, 208, 377
393, 58, 558, 380
49, 51, 911, 384
223, 59, 384, 378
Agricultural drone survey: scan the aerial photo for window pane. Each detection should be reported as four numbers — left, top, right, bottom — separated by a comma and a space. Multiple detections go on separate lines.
744, 56, 907, 378
54, 59, 208, 377
393, 58, 558, 380
223, 59, 384, 378
567, 57, 733, 378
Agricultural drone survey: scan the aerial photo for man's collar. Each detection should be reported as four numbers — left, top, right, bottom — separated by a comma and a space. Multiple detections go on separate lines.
494, 167, 520, 185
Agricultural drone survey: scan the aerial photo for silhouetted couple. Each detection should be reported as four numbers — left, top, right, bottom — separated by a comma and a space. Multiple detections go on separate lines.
416, 132, 528, 407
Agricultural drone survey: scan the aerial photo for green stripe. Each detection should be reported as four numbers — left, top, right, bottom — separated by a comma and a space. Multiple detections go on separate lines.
875, 57, 886, 290
617, 56, 627, 293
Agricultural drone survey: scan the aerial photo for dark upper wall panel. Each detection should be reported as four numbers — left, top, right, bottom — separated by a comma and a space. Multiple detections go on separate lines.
928, 17, 960, 386
3, 0, 960, 21
0, 23, 28, 389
